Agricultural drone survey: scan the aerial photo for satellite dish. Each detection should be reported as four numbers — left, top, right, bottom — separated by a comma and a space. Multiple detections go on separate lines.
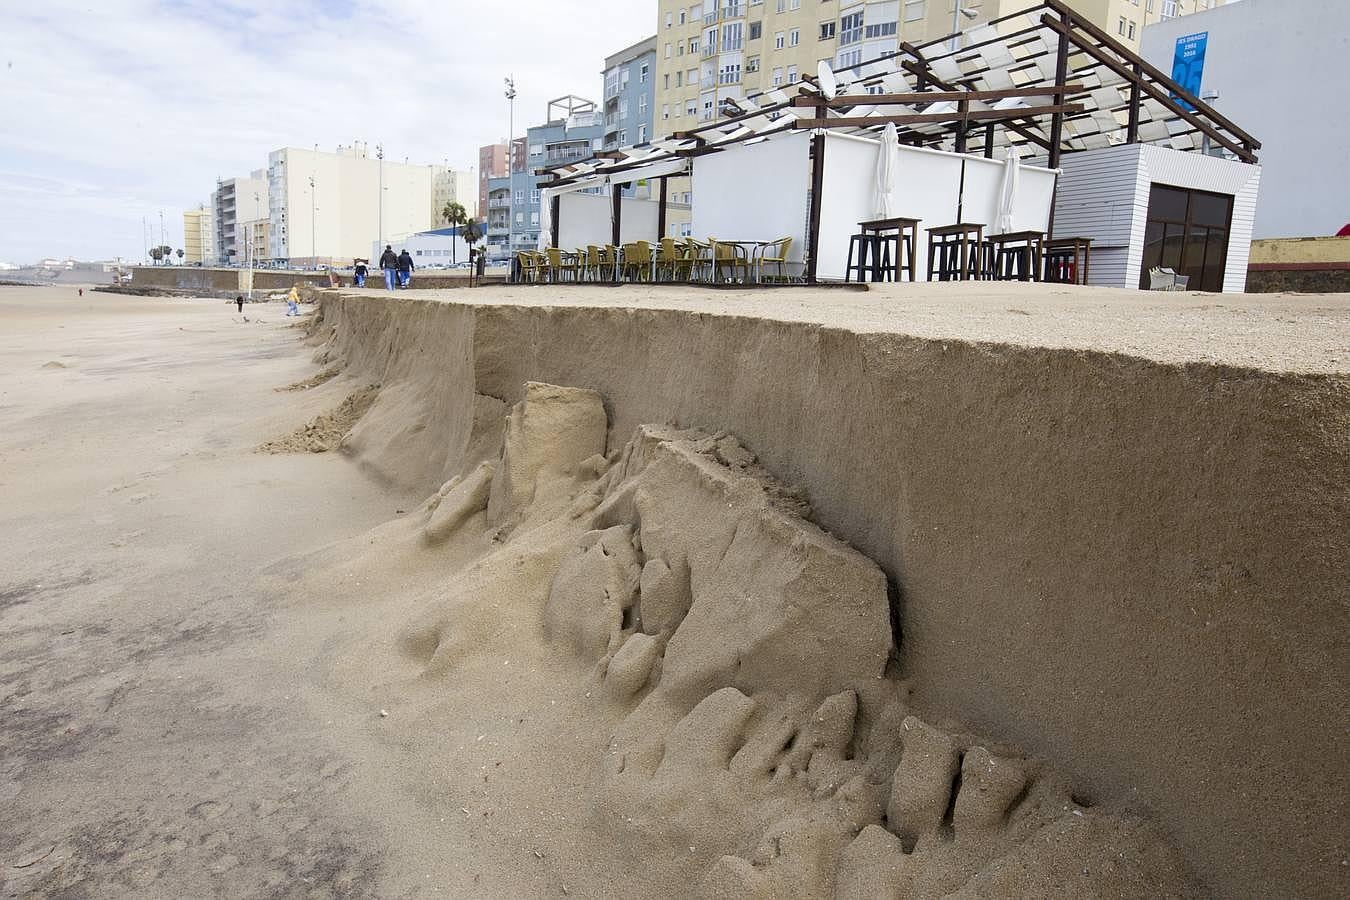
817, 61, 838, 100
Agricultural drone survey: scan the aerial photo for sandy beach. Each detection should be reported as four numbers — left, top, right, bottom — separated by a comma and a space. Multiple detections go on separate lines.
1, 283, 1346, 899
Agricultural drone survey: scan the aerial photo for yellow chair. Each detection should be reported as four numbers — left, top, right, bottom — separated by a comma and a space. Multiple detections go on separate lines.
545, 247, 580, 283
758, 237, 795, 283
685, 237, 712, 282
709, 238, 750, 284
655, 237, 691, 282
514, 251, 538, 284
583, 245, 606, 282
621, 241, 652, 282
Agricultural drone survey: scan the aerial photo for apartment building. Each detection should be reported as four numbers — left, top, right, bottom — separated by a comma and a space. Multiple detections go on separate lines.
266, 144, 437, 267
479, 143, 508, 220
211, 171, 267, 265
603, 36, 659, 151
432, 166, 478, 222
484, 175, 512, 262
182, 204, 215, 266
504, 97, 605, 254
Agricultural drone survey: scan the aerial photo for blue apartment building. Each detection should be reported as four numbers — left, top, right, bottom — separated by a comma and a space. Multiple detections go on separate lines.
602, 36, 658, 152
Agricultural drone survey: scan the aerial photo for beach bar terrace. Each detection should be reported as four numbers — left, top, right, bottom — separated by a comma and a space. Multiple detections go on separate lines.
529, 0, 1260, 292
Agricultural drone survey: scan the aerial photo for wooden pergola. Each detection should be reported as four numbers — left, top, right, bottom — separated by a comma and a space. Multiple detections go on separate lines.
537, 0, 1259, 279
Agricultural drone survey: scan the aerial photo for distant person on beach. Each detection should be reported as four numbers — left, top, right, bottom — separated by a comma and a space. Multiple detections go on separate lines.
354, 260, 368, 288
397, 249, 414, 288
286, 286, 300, 316
379, 245, 398, 291
236, 295, 244, 313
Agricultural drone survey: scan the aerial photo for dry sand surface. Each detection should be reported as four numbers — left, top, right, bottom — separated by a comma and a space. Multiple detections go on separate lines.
1, 282, 1347, 899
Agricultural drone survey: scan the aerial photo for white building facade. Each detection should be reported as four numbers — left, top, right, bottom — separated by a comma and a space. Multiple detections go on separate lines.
1140, 0, 1347, 239
267, 144, 440, 267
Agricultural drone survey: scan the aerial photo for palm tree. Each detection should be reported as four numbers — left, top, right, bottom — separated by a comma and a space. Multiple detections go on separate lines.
175, 248, 184, 263
149, 246, 163, 265
442, 201, 467, 264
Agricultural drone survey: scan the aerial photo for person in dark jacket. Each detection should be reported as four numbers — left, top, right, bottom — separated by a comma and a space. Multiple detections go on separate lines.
397, 249, 414, 288
379, 245, 398, 290
353, 260, 368, 288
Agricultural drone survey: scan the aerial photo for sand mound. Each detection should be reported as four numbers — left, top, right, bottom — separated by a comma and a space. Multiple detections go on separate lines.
277, 367, 340, 392
358, 380, 1198, 898
258, 385, 379, 454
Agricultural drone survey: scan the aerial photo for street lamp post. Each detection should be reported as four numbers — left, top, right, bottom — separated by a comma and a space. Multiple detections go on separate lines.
505, 75, 517, 259
308, 175, 317, 269
951, 2, 979, 51
376, 143, 384, 251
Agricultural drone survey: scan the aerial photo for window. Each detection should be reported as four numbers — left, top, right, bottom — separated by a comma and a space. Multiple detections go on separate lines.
786, 64, 797, 82
837, 48, 862, 69
746, 55, 760, 73
776, 0, 785, 11
514, 212, 523, 224
686, 98, 697, 116
819, 21, 835, 40
704, 26, 718, 55
680, 9, 687, 24
689, 37, 699, 53
839, 11, 863, 45
619, 98, 629, 118
1127, 20, 1136, 39
864, 22, 897, 39
790, 0, 799, 8
638, 95, 647, 115
618, 129, 627, 145
789, 28, 799, 46
723, 22, 743, 51
638, 124, 647, 143
1118, 16, 1127, 35
687, 67, 698, 84
528, 143, 543, 156
904, 0, 925, 23
676, 71, 683, 86
640, 62, 649, 82
772, 67, 783, 85
665, 43, 672, 58
774, 31, 784, 49
749, 20, 761, 40
662, 103, 670, 119
719, 61, 741, 84
1138, 184, 1233, 292
664, 73, 670, 89
531, 212, 539, 226
529, 189, 540, 203
514, 190, 524, 203
1161, 0, 1177, 18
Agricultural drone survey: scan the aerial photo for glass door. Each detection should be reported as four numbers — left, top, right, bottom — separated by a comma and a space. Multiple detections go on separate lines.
1139, 184, 1234, 292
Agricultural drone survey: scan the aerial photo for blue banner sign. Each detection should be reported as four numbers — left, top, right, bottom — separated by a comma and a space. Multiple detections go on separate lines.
1171, 31, 1208, 111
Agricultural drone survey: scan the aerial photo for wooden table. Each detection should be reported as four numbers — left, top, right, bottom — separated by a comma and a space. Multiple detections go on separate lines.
1044, 237, 1093, 284
926, 223, 985, 282
857, 217, 921, 282
985, 230, 1046, 282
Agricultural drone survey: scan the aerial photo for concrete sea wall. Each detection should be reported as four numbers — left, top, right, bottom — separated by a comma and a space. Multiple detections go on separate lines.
311, 289, 1348, 899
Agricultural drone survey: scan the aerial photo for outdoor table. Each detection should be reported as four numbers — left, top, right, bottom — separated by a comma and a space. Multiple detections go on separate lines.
857, 217, 921, 282
985, 230, 1046, 282
926, 223, 986, 282
718, 239, 776, 283
1044, 237, 1093, 284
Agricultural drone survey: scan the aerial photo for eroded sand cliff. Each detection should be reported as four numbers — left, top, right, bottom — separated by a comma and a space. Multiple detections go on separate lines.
287, 284, 1347, 898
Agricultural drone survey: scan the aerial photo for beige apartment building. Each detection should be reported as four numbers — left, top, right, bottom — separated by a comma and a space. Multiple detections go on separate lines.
266, 144, 442, 267
182, 205, 214, 266
652, 0, 1222, 235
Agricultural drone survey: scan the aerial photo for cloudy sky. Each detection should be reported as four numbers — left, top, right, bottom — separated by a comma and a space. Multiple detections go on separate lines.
0, 1, 654, 264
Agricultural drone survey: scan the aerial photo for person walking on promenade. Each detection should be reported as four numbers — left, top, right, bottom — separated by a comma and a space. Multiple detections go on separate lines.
397, 249, 414, 288
236, 295, 244, 314
354, 260, 368, 288
379, 245, 398, 290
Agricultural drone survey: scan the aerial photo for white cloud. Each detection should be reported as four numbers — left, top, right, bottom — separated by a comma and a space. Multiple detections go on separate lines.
0, 0, 654, 262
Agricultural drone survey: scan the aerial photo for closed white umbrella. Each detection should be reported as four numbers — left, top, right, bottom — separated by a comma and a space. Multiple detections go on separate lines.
875, 122, 900, 219
994, 143, 1021, 234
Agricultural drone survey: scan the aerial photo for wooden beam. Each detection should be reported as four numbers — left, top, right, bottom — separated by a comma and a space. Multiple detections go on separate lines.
806, 133, 825, 284
790, 103, 1083, 130
1040, 14, 1255, 162
1048, 7, 1071, 169
1127, 61, 1142, 144
789, 84, 1084, 107
898, 59, 1053, 152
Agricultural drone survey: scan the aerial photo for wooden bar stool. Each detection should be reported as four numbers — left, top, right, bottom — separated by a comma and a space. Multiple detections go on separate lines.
857, 217, 921, 282
926, 223, 985, 281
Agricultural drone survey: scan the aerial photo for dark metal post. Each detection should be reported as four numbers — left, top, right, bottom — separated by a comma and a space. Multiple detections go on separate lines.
657, 176, 669, 241
1127, 62, 1142, 144
984, 123, 995, 158
955, 98, 969, 154
611, 187, 622, 248
806, 133, 825, 284
550, 194, 560, 248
